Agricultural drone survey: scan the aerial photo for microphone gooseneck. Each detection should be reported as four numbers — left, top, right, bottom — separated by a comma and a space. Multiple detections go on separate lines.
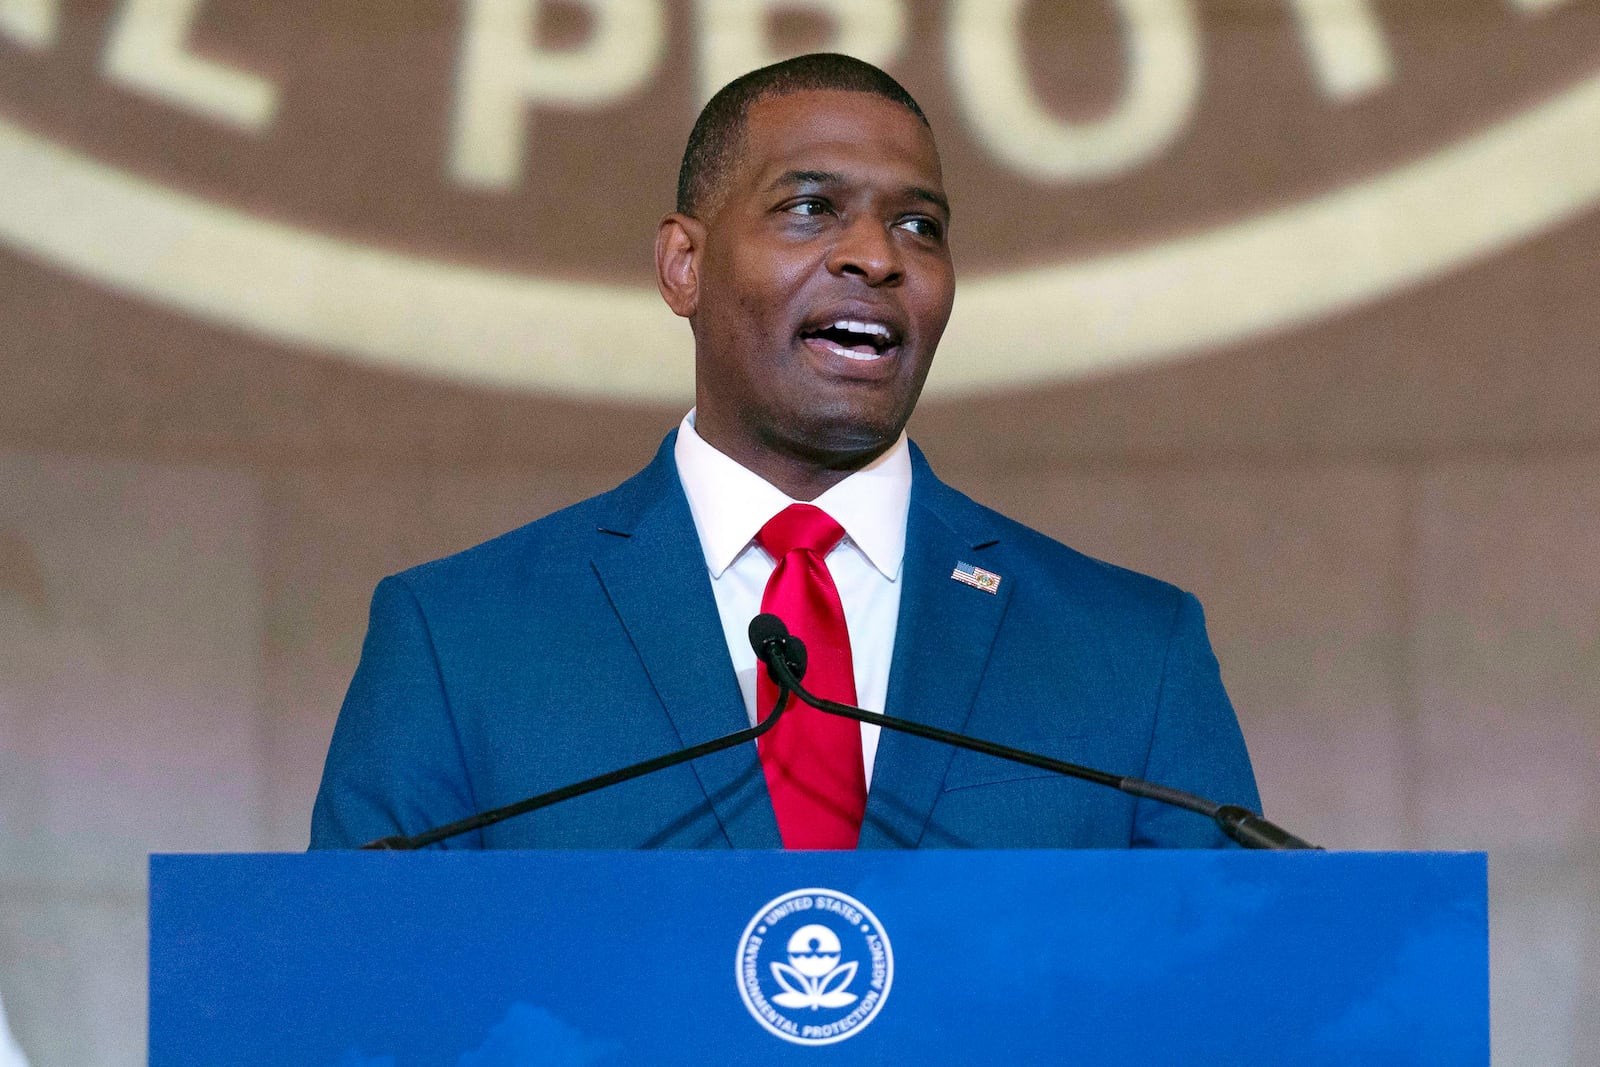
747, 613, 1318, 851
365, 612, 1313, 850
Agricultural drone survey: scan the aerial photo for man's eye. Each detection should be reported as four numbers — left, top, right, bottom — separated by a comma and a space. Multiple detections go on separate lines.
785, 199, 829, 216
897, 216, 943, 239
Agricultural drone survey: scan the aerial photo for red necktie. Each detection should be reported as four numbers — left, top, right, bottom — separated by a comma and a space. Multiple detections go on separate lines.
755, 504, 867, 849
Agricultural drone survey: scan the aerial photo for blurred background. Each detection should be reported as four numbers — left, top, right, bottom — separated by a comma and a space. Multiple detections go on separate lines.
2, 1, 1597, 1062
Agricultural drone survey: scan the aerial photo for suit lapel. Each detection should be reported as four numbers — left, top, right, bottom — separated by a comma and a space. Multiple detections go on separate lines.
860, 453, 1013, 848
589, 437, 783, 849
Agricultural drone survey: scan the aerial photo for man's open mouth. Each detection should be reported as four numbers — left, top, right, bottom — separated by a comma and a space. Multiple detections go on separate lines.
799, 319, 901, 360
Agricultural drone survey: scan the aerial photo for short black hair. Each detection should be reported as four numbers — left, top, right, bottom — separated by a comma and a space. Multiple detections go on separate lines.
675, 53, 930, 218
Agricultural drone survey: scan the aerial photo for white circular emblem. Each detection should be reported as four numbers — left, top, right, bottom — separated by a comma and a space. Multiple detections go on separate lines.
736, 887, 894, 1046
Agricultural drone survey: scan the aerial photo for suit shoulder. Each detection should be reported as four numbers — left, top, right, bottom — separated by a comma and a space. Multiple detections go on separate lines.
386, 463, 656, 600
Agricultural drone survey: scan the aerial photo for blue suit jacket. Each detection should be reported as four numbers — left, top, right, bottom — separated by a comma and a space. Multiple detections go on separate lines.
311, 435, 1259, 849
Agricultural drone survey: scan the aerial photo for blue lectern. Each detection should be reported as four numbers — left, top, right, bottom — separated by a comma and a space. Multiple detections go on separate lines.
149, 850, 1486, 1065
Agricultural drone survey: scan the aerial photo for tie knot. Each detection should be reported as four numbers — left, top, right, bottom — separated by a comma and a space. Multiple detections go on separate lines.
757, 503, 847, 559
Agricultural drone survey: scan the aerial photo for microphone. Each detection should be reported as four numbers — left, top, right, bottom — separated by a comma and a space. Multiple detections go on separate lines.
360, 665, 799, 850
747, 613, 1317, 851
748, 612, 807, 685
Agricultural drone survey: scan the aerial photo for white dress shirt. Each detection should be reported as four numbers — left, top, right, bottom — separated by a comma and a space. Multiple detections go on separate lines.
673, 412, 910, 787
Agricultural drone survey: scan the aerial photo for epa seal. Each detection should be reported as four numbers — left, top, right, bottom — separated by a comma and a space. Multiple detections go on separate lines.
736, 888, 894, 1046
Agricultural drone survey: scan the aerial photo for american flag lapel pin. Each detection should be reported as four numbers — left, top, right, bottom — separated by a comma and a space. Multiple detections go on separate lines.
950, 560, 1002, 594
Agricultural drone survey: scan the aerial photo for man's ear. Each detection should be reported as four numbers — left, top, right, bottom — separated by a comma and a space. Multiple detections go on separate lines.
655, 213, 705, 319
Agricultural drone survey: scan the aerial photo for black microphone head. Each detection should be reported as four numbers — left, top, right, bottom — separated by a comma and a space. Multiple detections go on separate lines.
748, 613, 789, 651
748, 613, 807, 683
783, 634, 807, 681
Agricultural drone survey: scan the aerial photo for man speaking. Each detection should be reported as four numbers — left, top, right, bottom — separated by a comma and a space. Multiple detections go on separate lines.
311, 54, 1259, 850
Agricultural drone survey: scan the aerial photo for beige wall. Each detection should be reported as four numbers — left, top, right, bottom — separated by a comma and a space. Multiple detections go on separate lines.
3, 2, 1599, 1063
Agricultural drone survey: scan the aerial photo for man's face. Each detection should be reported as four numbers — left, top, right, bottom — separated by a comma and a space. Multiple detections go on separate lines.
676, 89, 955, 484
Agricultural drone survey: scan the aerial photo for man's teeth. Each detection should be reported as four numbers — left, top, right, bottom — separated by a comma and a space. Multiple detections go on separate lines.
804, 319, 897, 359
829, 319, 892, 340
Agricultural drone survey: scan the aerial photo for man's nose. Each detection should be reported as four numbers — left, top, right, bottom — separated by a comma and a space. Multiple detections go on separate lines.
827, 217, 902, 286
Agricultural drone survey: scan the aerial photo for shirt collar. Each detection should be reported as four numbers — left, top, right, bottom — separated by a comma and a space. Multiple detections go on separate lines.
674, 411, 911, 581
